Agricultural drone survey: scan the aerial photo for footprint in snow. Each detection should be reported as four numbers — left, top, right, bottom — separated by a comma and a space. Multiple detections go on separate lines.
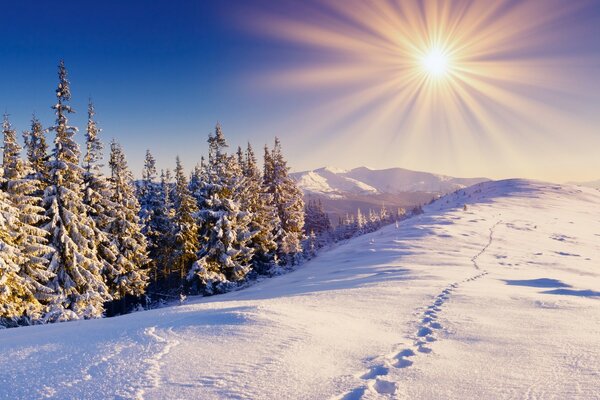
370, 379, 397, 395
417, 327, 433, 337
393, 358, 413, 368
359, 365, 388, 380
429, 322, 442, 330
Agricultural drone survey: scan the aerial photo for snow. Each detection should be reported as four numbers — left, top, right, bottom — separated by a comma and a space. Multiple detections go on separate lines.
291, 166, 488, 198
293, 168, 378, 198
1, 179, 599, 399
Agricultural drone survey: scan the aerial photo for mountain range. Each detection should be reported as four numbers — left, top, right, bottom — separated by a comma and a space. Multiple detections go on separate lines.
291, 166, 488, 199
291, 167, 489, 223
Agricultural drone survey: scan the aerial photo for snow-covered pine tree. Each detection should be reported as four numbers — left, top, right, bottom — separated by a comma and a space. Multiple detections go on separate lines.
81, 100, 120, 287
239, 143, 279, 274
188, 160, 204, 206
171, 156, 199, 289
138, 150, 162, 285
379, 203, 389, 223
42, 61, 111, 321
304, 198, 331, 240
188, 124, 254, 293
263, 138, 305, 265
23, 115, 50, 184
105, 140, 149, 302
0, 186, 34, 327
368, 208, 379, 231
1, 115, 53, 324
356, 208, 366, 233
152, 168, 176, 290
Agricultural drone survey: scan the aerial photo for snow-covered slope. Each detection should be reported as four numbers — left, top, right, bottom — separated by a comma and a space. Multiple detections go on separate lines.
293, 167, 378, 199
570, 179, 600, 189
291, 166, 488, 198
2, 179, 599, 399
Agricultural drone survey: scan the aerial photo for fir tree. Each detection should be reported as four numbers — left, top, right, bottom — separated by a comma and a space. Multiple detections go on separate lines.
239, 143, 279, 273
22, 115, 50, 189
171, 156, 199, 288
189, 124, 254, 293
1, 116, 52, 324
0, 188, 33, 326
263, 138, 305, 265
152, 169, 176, 289
304, 198, 331, 237
356, 208, 366, 232
188, 160, 204, 206
81, 101, 120, 286
42, 61, 110, 321
105, 141, 149, 300
138, 150, 162, 285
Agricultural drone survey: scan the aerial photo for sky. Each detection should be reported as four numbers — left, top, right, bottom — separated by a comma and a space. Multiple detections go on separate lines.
1, 0, 599, 182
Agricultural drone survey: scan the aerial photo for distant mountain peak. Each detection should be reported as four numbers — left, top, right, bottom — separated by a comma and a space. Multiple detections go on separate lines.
291, 166, 488, 198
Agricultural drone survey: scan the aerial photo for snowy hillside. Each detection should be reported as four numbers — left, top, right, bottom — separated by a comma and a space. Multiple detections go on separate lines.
571, 179, 600, 189
2, 179, 600, 399
291, 166, 488, 198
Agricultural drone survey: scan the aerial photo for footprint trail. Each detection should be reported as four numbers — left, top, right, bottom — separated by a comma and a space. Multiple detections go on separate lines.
334, 220, 501, 399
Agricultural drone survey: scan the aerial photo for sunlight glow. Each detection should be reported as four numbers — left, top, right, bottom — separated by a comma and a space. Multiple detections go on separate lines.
421, 47, 451, 79
250, 0, 598, 179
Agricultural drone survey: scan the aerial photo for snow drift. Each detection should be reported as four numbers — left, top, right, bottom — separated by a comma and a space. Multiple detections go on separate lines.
1, 179, 599, 400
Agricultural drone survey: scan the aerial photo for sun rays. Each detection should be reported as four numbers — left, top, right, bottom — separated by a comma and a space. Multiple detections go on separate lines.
246, 0, 599, 178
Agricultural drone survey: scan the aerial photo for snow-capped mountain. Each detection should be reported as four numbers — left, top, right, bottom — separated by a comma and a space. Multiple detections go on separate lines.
291, 166, 488, 198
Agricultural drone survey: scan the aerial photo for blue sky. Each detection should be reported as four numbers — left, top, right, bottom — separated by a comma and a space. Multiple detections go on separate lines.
1, 1, 289, 177
2, 1, 600, 181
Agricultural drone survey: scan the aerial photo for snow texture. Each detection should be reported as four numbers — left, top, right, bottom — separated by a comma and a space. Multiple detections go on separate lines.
1, 179, 599, 399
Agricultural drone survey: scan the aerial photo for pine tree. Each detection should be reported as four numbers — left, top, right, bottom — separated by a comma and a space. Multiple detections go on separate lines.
138, 150, 161, 285
188, 160, 204, 206
239, 143, 279, 273
0, 187, 33, 326
42, 61, 110, 321
263, 138, 305, 265
356, 208, 366, 232
171, 156, 199, 289
379, 203, 389, 222
1, 116, 53, 324
81, 101, 120, 287
189, 124, 254, 293
152, 169, 176, 290
23, 115, 49, 183
304, 198, 331, 238
368, 208, 379, 231
105, 141, 149, 301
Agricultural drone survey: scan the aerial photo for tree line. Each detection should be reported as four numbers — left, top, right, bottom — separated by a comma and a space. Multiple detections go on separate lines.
0, 62, 408, 328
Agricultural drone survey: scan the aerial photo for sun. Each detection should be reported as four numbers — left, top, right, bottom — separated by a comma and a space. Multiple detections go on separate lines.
420, 46, 452, 79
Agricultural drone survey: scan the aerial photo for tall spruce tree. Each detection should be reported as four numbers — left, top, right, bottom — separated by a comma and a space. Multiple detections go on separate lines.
170, 157, 199, 289
23, 115, 49, 183
42, 61, 110, 321
105, 141, 149, 301
189, 124, 254, 293
1, 116, 52, 324
81, 101, 120, 286
263, 138, 305, 265
152, 169, 176, 290
138, 150, 161, 285
0, 187, 33, 326
239, 142, 279, 272
188, 160, 204, 206
4, 114, 55, 316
